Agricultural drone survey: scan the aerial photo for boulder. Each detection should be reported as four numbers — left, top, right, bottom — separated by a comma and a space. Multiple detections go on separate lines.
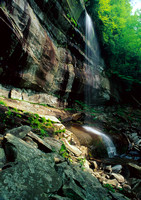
0, 154, 62, 200
0, 126, 131, 200
112, 165, 122, 173
111, 173, 125, 183
10, 89, 23, 100
61, 138, 82, 156
6, 126, 32, 139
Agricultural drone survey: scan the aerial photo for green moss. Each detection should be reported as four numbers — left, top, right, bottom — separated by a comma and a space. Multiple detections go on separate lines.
103, 184, 115, 193
55, 128, 66, 134
0, 100, 7, 106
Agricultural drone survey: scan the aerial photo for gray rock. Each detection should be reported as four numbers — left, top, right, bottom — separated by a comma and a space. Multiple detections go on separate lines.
27, 131, 52, 153
23, 136, 38, 148
0, 155, 62, 200
43, 137, 62, 152
112, 165, 122, 173
0, 128, 130, 200
0, 148, 6, 163
6, 126, 32, 139
3, 133, 48, 162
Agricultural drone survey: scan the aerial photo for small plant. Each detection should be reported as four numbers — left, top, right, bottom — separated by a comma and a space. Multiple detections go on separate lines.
26, 113, 55, 137
40, 129, 48, 138
54, 128, 66, 134
77, 157, 86, 169
103, 184, 115, 193
6, 109, 13, 117
67, 13, 77, 27
59, 143, 69, 159
0, 100, 7, 106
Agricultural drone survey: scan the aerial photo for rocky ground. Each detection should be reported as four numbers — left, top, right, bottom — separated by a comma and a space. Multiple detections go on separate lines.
0, 97, 141, 199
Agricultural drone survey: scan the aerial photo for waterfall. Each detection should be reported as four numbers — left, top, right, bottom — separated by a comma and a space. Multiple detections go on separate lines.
83, 126, 117, 158
85, 10, 101, 106
85, 11, 100, 62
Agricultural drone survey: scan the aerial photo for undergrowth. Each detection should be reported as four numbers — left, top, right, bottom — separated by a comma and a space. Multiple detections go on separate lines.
0, 101, 64, 137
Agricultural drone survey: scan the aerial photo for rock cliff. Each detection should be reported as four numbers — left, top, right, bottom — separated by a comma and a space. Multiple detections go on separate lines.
0, 0, 110, 106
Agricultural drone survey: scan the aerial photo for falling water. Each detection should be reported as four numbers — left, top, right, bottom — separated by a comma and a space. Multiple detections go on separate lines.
83, 126, 117, 158
85, 11, 101, 106
85, 11, 100, 62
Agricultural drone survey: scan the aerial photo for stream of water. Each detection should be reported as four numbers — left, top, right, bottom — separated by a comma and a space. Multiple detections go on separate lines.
85, 11, 100, 62
84, 9, 117, 158
83, 126, 117, 158
85, 10, 101, 106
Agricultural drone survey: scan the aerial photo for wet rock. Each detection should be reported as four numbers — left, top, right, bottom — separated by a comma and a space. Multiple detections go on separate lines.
130, 133, 137, 138
63, 181, 86, 200
112, 165, 122, 173
0, 0, 110, 106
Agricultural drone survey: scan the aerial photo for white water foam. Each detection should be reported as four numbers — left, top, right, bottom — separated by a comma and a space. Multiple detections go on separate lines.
83, 126, 117, 158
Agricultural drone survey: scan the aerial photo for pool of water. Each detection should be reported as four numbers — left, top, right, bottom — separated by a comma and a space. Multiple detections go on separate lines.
65, 123, 128, 159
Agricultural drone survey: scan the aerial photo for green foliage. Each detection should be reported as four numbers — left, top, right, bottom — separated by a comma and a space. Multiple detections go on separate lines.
54, 128, 66, 134
0, 100, 7, 106
59, 143, 69, 158
6, 109, 13, 117
90, 0, 141, 90
103, 184, 115, 193
77, 157, 86, 168
26, 114, 57, 137
67, 13, 78, 27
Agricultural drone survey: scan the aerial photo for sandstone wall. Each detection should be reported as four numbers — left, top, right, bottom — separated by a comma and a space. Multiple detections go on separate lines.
0, 0, 110, 106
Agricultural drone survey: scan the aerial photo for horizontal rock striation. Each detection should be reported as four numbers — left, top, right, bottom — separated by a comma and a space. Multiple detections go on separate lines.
0, 0, 110, 105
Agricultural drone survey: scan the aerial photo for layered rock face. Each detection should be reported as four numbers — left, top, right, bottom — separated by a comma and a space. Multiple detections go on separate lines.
0, 0, 110, 106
